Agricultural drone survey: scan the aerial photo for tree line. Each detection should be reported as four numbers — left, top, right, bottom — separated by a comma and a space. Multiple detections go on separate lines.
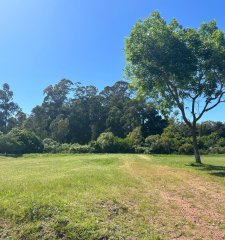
0, 80, 166, 154
0, 80, 225, 155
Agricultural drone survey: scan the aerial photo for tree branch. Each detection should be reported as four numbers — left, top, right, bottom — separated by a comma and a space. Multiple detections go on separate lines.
196, 91, 225, 121
165, 79, 192, 128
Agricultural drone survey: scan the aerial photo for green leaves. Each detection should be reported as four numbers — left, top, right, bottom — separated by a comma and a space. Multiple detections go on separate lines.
125, 11, 225, 123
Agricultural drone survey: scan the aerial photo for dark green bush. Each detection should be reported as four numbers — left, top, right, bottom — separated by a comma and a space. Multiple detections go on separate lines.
208, 146, 225, 154
134, 146, 151, 154
43, 138, 60, 153
178, 143, 193, 155
145, 135, 178, 154
0, 129, 43, 154
69, 144, 94, 153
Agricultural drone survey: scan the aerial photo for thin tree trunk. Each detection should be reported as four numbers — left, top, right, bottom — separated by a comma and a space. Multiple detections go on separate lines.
192, 126, 201, 164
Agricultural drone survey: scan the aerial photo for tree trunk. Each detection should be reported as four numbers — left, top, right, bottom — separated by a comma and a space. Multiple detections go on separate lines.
192, 126, 202, 164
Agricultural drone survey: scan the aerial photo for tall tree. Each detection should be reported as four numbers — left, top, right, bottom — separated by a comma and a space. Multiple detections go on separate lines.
43, 79, 73, 118
25, 79, 73, 140
68, 84, 103, 144
0, 83, 20, 132
125, 12, 225, 163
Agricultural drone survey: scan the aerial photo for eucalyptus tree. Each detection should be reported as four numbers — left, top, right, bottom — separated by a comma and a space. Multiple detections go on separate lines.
125, 12, 225, 163
0, 83, 20, 132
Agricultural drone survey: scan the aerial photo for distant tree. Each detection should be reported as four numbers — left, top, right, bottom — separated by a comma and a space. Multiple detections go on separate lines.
125, 12, 225, 163
100, 81, 132, 137
198, 121, 225, 138
24, 105, 50, 139
100, 81, 167, 138
0, 83, 20, 132
7, 111, 27, 130
43, 79, 73, 118
25, 79, 73, 140
50, 115, 69, 143
68, 84, 104, 144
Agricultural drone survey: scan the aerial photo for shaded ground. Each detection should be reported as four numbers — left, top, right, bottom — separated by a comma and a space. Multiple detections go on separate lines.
0, 154, 225, 239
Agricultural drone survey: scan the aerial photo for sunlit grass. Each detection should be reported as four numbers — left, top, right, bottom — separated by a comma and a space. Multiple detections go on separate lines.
0, 154, 225, 239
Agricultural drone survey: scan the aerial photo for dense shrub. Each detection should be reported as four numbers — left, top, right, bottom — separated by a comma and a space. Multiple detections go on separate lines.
58, 143, 71, 153
145, 135, 178, 154
96, 132, 134, 153
43, 138, 60, 153
178, 143, 193, 155
2, 122, 225, 155
0, 134, 21, 154
69, 144, 94, 153
208, 146, 225, 154
0, 129, 43, 154
198, 133, 220, 150
134, 146, 151, 154
96, 132, 117, 153
127, 127, 143, 147
114, 137, 134, 153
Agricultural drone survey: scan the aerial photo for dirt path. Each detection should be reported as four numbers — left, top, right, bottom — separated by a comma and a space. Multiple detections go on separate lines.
123, 155, 225, 240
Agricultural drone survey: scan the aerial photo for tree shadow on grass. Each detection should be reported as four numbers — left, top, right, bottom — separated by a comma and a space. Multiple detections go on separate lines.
188, 163, 225, 178
0, 154, 23, 158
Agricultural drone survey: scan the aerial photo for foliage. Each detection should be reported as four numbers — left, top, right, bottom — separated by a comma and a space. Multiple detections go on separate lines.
69, 144, 94, 153
96, 132, 117, 153
24, 80, 167, 144
0, 83, 21, 133
43, 138, 60, 153
0, 129, 43, 154
125, 11, 225, 163
127, 127, 143, 147
178, 143, 194, 155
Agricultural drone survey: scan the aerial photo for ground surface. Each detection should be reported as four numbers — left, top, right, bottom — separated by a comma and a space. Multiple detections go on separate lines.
0, 154, 225, 240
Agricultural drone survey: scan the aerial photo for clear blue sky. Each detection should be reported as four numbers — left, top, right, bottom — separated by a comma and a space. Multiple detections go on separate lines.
0, 0, 224, 121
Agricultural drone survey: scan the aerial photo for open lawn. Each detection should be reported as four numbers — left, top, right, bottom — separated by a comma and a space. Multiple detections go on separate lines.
0, 154, 225, 240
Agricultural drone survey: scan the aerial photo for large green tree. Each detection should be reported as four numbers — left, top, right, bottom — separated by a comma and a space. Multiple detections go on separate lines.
0, 83, 20, 133
125, 12, 225, 163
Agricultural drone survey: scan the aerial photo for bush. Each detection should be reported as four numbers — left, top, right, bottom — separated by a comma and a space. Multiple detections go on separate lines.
0, 129, 43, 154
127, 127, 143, 147
0, 134, 22, 154
8, 128, 44, 154
96, 132, 117, 153
198, 133, 220, 150
145, 135, 178, 154
208, 146, 225, 154
134, 146, 151, 154
178, 143, 193, 155
114, 137, 134, 153
59, 143, 71, 153
43, 138, 60, 153
69, 144, 94, 153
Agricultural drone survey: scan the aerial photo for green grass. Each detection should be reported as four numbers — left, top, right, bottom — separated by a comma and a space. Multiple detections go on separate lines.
0, 154, 225, 239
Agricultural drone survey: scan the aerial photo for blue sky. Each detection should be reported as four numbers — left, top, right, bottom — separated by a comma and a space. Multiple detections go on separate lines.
0, 0, 224, 121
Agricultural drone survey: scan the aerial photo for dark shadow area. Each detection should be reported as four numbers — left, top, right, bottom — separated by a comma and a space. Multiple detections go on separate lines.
188, 163, 225, 178
0, 154, 23, 158
210, 172, 225, 177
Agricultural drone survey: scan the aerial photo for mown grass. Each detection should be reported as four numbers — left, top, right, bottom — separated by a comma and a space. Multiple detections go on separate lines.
0, 154, 225, 239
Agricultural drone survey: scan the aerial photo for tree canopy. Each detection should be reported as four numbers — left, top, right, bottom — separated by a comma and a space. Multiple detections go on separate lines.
0, 83, 21, 133
125, 11, 225, 163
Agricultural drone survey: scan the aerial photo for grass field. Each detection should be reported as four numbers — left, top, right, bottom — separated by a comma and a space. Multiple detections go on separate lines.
0, 154, 225, 240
